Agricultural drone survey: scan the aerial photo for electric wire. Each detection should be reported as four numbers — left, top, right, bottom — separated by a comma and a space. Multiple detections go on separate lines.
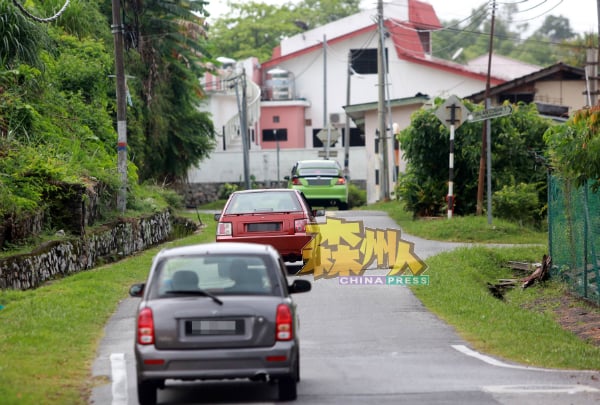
11, 0, 70, 23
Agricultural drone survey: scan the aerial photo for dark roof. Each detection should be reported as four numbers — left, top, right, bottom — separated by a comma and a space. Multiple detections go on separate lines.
466, 62, 585, 103
343, 94, 431, 132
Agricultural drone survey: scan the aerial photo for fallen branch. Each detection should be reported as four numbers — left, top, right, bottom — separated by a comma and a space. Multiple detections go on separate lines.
521, 254, 551, 289
488, 255, 552, 299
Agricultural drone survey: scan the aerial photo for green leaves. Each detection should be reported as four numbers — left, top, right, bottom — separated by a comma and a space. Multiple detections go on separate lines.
0, 1, 49, 69
208, 0, 360, 62
397, 99, 551, 218
544, 108, 600, 190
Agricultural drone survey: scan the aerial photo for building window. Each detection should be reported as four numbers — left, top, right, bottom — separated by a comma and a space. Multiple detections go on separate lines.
375, 169, 379, 185
273, 116, 280, 123
350, 48, 388, 75
263, 129, 287, 142
347, 128, 365, 147
418, 31, 431, 54
313, 128, 364, 148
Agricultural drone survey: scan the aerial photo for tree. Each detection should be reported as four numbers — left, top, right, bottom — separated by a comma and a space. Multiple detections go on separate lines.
208, 0, 361, 62
114, 0, 216, 182
537, 15, 576, 42
397, 99, 551, 218
431, 3, 589, 69
545, 108, 600, 190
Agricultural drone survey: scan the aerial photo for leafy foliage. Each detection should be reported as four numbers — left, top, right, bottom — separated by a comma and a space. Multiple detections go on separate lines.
397, 99, 551, 218
0, 0, 216, 223
432, 3, 594, 68
347, 183, 366, 208
0, 1, 49, 69
544, 108, 600, 189
218, 183, 240, 200
492, 180, 541, 227
117, 0, 216, 182
208, 0, 361, 62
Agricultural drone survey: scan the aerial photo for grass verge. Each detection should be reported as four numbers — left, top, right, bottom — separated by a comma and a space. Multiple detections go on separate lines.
412, 245, 600, 369
0, 213, 216, 405
366, 200, 547, 244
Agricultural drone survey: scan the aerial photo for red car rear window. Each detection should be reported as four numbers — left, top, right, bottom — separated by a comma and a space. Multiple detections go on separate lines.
225, 191, 303, 214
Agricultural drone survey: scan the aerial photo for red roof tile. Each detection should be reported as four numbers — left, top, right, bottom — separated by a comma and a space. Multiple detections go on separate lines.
409, 0, 441, 29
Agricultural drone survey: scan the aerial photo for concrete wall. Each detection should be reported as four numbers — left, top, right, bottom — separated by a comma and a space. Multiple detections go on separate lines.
188, 147, 368, 185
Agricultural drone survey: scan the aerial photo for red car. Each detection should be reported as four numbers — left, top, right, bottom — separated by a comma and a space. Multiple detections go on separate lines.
215, 189, 323, 262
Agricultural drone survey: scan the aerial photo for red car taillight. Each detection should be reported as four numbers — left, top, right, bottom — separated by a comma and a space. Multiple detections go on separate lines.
216, 222, 232, 236
294, 218, 308, 233
292, 177, 302, 185
137, 307, 155, 345
336, 177, 346, 185
276, 304, 293, 341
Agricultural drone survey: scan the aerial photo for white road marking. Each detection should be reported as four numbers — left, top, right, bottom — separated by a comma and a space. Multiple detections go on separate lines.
110, 353, 128, 405
483, 384, 599, 394
452, 344, 598, 374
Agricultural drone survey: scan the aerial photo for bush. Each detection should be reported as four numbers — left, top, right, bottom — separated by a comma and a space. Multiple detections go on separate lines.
395, 171, 445, 217
218, 183, 239, 200
493, 181, 541, 227
348, 183, 366, 208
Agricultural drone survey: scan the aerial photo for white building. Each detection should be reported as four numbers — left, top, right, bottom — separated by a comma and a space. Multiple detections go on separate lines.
190, 0, 506, 203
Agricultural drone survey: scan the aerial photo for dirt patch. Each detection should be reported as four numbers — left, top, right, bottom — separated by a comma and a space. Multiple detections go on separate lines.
525, 292, 600, 347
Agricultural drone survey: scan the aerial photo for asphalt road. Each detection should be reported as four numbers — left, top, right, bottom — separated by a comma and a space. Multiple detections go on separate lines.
89, 210, 600, 404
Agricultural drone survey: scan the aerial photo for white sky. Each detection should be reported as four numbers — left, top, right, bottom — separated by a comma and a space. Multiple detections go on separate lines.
205, 0, 598, 34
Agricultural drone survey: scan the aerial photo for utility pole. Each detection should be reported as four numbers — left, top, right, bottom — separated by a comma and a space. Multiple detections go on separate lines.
233, 68, 251, 190
344, 51, 352, 179
111, 0, 128, 212
377, 0, 390, 200
476, 0, 495, 217
323, 34, 331, 159
275, 129, 280, 186
241, 68, 251, 190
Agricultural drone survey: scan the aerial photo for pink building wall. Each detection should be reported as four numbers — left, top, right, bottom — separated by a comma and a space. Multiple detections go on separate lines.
259, 106, 307, 149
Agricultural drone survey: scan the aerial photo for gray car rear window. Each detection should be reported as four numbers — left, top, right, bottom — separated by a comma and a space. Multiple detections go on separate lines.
151, 255, 277, 297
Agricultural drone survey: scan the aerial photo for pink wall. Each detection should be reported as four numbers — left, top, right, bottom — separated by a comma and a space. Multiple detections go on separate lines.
259, 106, 307, 149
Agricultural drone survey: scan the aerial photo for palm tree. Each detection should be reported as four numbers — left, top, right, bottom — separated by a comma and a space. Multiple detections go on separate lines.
117, 0, 216, 182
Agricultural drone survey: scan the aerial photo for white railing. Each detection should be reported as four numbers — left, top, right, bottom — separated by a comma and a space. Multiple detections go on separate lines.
223, 79, 261, 150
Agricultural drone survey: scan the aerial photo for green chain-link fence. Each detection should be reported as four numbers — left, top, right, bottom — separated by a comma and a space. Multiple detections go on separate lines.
548, 175, 600, 305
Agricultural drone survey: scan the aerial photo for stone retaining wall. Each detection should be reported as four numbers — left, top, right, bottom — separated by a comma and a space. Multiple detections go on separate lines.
0, 210, 196, 291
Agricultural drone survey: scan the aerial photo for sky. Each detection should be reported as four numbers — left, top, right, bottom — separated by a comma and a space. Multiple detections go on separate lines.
205, 0, 598, 35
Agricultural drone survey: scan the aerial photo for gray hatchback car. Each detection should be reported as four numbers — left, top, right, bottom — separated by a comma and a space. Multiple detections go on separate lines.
129, 242, 311, 404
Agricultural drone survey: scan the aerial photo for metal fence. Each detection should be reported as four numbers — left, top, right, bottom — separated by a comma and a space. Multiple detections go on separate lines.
548, 175, 600, 305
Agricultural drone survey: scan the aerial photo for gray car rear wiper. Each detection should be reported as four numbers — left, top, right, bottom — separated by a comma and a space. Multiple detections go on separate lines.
166, 289, 223, 305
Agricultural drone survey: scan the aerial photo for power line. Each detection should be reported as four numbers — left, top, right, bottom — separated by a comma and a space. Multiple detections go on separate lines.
11, 0, 70, 23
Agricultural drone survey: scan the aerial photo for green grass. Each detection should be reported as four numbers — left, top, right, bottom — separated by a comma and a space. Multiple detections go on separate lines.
412, 246, 600, 369
195, 199, 228, 210
366, 200, 547, 244
0, 213, 217, 405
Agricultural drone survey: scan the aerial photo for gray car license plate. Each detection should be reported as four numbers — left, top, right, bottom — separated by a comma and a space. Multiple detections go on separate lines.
187, 319, 243, 336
